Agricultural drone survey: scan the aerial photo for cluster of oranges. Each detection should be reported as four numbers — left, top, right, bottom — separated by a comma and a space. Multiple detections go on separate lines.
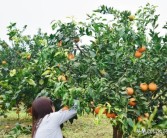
134, 45, 146, 58
129, 44, 158, 122
126, 82, 157, 106
56, 38, 78, 83
137, 113, 149, 122
126, 88, 137, 106
57, 37, 80, 47
140, 82, 158, 92
92, 83, 157, 120
126, 82, 157, 122
57, 39, 80, 60
94, 106, 117, 119
126, 82, 158, 96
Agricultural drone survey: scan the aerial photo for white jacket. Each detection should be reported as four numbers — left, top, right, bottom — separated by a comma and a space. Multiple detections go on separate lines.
34, 109, 77, 138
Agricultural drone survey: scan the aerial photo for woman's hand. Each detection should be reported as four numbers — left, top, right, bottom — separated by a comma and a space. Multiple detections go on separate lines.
73, 99, 80, 110
62, 106, 69, 111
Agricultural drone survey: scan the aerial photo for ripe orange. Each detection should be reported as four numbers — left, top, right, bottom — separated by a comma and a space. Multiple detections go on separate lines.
129, 98, 136, 102
140, 83, 148, 91
62, 106, 69, 111
0, 96, 3, 100
144, 113, 149, 118
137, 116, 143, 122
57, 40, 62, 47
94, 107, 100, 114
5, 125, 10, 129
100, 69, 107, 76
2, 60, 7, 64
138, 46, 146, 53
106, 112, 117, 118
57, 64, 60, 68
126, 87, 134, 95
68, 53, 75, 60
27, 107, 32, 116
58, 75, 67, 82
16, 110, 20, 114
27, 55, 31, 60
73, 37, 80, 43
135, 51, 142, 58
90, 101, 94, 105
128, 15, 135, 21
102, 107, 107, 114
129, 101, 136, 106
128, 98, 136, 106
94, 107, 106, 114
148, 82, 157, 91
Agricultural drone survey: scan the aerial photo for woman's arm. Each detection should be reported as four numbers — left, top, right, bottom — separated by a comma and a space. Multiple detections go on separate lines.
57, 100, 79, 125
57, 108, 77, 125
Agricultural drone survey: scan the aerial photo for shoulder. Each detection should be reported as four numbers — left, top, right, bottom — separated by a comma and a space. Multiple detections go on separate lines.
42, 112, 59, 121
45, 109, 77, 119
41, 112, 61, 124
48, 111, 60, 118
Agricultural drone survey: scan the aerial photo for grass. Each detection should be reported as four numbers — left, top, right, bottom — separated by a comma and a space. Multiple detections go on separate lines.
0, 111, 31, 138
62, 114, 113, 138
0, 111, 113, 138
0, 111, 166, 138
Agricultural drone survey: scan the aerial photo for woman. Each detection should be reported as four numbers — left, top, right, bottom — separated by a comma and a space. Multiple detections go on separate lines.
31, 97, 78, 138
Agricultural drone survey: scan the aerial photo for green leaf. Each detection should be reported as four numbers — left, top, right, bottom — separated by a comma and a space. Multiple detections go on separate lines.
42, 70, 51, 76
80, 75, 87, 79
127, 118, 134, 127
54, 52, 62, 57
90, 51, 96, 58
0, 100, 3, 104
39, 79, 44, 85
86, 28, 92, 36
27, 79, 36, 86
5, 103, 10, 108
10, 69, 16, 77
153, 57, 159, 62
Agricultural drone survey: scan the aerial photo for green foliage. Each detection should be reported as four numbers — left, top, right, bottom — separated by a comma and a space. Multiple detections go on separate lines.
5, 123, 31, 138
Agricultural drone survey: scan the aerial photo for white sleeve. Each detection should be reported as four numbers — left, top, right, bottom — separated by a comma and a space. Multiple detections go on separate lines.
56, 109, 77, 125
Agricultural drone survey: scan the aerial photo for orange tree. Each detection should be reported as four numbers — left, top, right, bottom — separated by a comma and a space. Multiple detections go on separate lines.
79, 4, 167, 137
0, 3, 167, 137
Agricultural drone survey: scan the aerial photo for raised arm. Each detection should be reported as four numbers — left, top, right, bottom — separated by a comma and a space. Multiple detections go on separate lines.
56, 100, 79, 125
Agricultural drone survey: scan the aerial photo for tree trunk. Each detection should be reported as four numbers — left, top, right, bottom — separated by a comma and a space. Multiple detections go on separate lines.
113, 126, 118, 138
117, 129, 123, 138
113, 125, 123, 138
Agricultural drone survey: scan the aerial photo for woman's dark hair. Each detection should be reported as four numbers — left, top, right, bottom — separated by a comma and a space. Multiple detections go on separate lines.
31, 97, 54, 137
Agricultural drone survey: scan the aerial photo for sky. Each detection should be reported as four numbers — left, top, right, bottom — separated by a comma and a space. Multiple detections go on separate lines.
0, 0, 166, 41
